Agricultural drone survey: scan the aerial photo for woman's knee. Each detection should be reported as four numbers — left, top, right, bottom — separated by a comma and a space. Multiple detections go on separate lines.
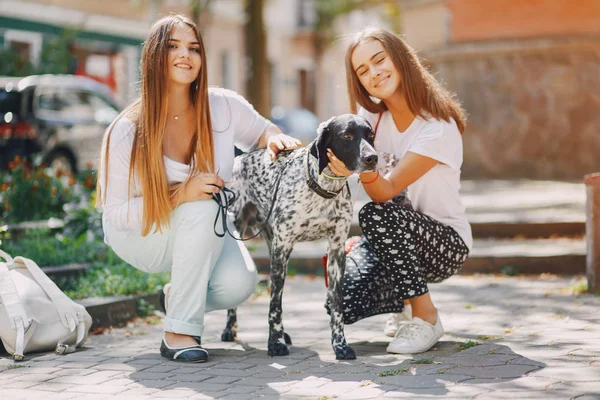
359, 202, 405, 232
208, 271, 258, 311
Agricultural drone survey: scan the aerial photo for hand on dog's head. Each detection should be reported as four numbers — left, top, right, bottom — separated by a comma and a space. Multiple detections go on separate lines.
310, 114, 378, 175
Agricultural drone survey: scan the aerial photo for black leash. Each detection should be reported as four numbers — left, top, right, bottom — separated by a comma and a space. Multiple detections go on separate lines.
212, 158, 293, 240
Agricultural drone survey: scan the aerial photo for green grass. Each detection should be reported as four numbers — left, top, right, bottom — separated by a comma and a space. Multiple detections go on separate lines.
59, 262, 170, 300
379, 368, 409, 377
477, 335, 500, 341
411, 358, 434, 364
458, 340, 480, 351
500, 265, 519, 276
1, 229, 117, 267
566, 278, 589, 295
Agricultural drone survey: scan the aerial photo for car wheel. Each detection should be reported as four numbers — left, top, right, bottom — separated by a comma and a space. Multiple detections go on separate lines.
47, 151, 76, 176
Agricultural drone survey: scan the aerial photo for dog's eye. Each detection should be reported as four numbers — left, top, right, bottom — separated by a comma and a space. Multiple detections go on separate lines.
343, 134, 353, 140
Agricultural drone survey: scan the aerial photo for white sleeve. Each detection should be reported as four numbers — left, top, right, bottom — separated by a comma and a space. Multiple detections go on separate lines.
223, 89, 271, 152
408, 119, 463, 171
99, 118, 144, 231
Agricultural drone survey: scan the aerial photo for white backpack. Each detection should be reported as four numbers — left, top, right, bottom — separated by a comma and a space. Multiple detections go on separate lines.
0, 249, 92, 360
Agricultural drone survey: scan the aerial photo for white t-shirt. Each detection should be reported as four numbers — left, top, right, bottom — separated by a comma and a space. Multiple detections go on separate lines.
99, 88, 271, 232
358, 107, 473, 251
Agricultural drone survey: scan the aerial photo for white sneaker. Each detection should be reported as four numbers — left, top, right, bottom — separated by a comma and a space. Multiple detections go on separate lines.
386, 312, 444, 354
384, 305, 412, 337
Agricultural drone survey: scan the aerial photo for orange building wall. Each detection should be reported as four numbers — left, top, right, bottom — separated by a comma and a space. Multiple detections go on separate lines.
447, 0, 600, 42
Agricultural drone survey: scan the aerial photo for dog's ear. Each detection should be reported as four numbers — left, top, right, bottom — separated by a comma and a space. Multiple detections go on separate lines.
311, 117, 334, 174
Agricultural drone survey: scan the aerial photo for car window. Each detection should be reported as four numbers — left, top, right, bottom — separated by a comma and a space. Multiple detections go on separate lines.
37, 89, 118, 123
87, 93, 119, 124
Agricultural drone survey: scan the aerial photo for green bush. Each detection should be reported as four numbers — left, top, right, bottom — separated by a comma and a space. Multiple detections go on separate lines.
0, 229, 114, 267
59, 262, 171, 300
0, 156, 77, 223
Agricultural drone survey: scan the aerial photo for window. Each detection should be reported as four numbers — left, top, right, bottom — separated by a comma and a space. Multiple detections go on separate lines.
297, 0, 315, 28
37, 89, 117, 123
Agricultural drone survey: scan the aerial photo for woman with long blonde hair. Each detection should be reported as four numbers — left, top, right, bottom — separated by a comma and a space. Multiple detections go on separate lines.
97, 14, 300, 363
327, 27, 472, 354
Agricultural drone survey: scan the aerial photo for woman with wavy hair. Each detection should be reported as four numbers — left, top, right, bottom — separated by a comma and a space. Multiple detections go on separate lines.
327, 27, 472, 354
97, 14, 300, 363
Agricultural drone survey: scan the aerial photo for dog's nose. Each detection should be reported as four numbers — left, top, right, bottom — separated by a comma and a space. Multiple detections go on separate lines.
365, 154, 378, 166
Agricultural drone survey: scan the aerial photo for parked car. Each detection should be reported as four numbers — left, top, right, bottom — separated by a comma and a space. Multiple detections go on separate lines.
0, 74, 121, 174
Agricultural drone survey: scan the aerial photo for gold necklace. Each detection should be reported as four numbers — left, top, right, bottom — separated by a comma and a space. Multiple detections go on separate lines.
173, 105, 192, 121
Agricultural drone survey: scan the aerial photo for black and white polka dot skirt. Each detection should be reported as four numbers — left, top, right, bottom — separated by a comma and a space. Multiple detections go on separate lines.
335, 201, 470, 324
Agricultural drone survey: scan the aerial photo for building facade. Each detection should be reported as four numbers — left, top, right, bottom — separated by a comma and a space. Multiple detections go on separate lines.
400, 0, 600, 179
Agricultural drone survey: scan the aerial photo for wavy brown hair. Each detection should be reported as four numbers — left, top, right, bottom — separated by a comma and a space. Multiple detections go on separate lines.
345, 27, 466, 134
97, 14, 214, 235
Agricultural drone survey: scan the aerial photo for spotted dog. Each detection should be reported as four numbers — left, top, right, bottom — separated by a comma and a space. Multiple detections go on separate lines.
223, 114, 378, 360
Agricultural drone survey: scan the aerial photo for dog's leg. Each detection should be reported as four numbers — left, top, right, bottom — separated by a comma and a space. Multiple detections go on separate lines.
221, 309, 237, 342
326, 241, 356, 360
267, 239, 294, 357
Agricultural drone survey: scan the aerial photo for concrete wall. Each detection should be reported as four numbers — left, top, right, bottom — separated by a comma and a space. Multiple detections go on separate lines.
400, 0, 600, 179
430, 38, 600, 179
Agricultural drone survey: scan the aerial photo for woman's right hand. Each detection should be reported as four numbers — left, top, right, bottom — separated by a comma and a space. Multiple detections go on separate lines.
171, 173, 225, 207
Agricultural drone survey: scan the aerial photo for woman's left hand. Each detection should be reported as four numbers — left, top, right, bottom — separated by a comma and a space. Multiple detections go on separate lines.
327, 149, 353, 177
266, 133, 302, 159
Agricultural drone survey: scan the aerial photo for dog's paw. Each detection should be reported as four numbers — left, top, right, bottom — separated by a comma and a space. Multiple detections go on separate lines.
334, 344, 356, 360
267, 339, 290, 357
221, 328, 236, 342
283, 332, 292, 345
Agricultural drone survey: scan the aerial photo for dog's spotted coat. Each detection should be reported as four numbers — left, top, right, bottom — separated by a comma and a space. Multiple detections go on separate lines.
223, 114, 378, 360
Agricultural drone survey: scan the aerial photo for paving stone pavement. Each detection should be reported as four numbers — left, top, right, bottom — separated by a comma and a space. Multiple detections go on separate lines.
1, 274, 599, 400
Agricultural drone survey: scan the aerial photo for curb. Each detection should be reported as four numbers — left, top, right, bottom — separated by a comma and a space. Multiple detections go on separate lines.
348, 221, 585, 238
76, 293, 162, 331
42, 263, 92, 279
252, 254, 586, 276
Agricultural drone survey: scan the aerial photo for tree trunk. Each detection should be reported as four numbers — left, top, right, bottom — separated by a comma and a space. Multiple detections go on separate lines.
245, 0, 270, 117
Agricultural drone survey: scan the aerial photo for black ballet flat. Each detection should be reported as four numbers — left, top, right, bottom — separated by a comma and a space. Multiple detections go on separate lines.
160, 338, 209, 363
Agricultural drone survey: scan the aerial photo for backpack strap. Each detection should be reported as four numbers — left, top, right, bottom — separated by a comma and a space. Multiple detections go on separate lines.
0, 250, 31, 361
15, 256, 79, 332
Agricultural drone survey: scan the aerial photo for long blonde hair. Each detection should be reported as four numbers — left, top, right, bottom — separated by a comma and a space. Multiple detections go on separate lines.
345, 27, 467, 134
97, 14, 214, 235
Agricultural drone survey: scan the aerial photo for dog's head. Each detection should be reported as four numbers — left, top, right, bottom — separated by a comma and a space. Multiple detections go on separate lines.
310, 114, 378, 175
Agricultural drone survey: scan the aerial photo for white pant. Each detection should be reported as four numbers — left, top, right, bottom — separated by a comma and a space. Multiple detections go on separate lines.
104, 200, 258, 337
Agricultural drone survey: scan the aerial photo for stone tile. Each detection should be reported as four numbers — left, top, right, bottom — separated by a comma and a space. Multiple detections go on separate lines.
64, 384, 129, 394
27, 383, 77, 392
127, 379, 180, 389
147, 389, 200, 398
529, 367, 600, 382
201, 376, 240, 384
451, 364, 539, 379
0, 380, 41, 389
93, 363, 139, 372
376, 374, 472, 389
164, 382, 229, 391
474, 390, 574, 399
12, 373, 56, 382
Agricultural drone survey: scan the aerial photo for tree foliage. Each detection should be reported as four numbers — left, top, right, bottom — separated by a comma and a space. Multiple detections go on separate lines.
0, 29, 77, 77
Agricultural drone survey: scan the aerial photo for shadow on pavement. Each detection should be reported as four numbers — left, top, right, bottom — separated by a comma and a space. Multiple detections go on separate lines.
121, 337, 545, 398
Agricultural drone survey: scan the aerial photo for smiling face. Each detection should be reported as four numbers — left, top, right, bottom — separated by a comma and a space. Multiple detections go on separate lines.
167, 23, 202, 86
351, 39, 402, 101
